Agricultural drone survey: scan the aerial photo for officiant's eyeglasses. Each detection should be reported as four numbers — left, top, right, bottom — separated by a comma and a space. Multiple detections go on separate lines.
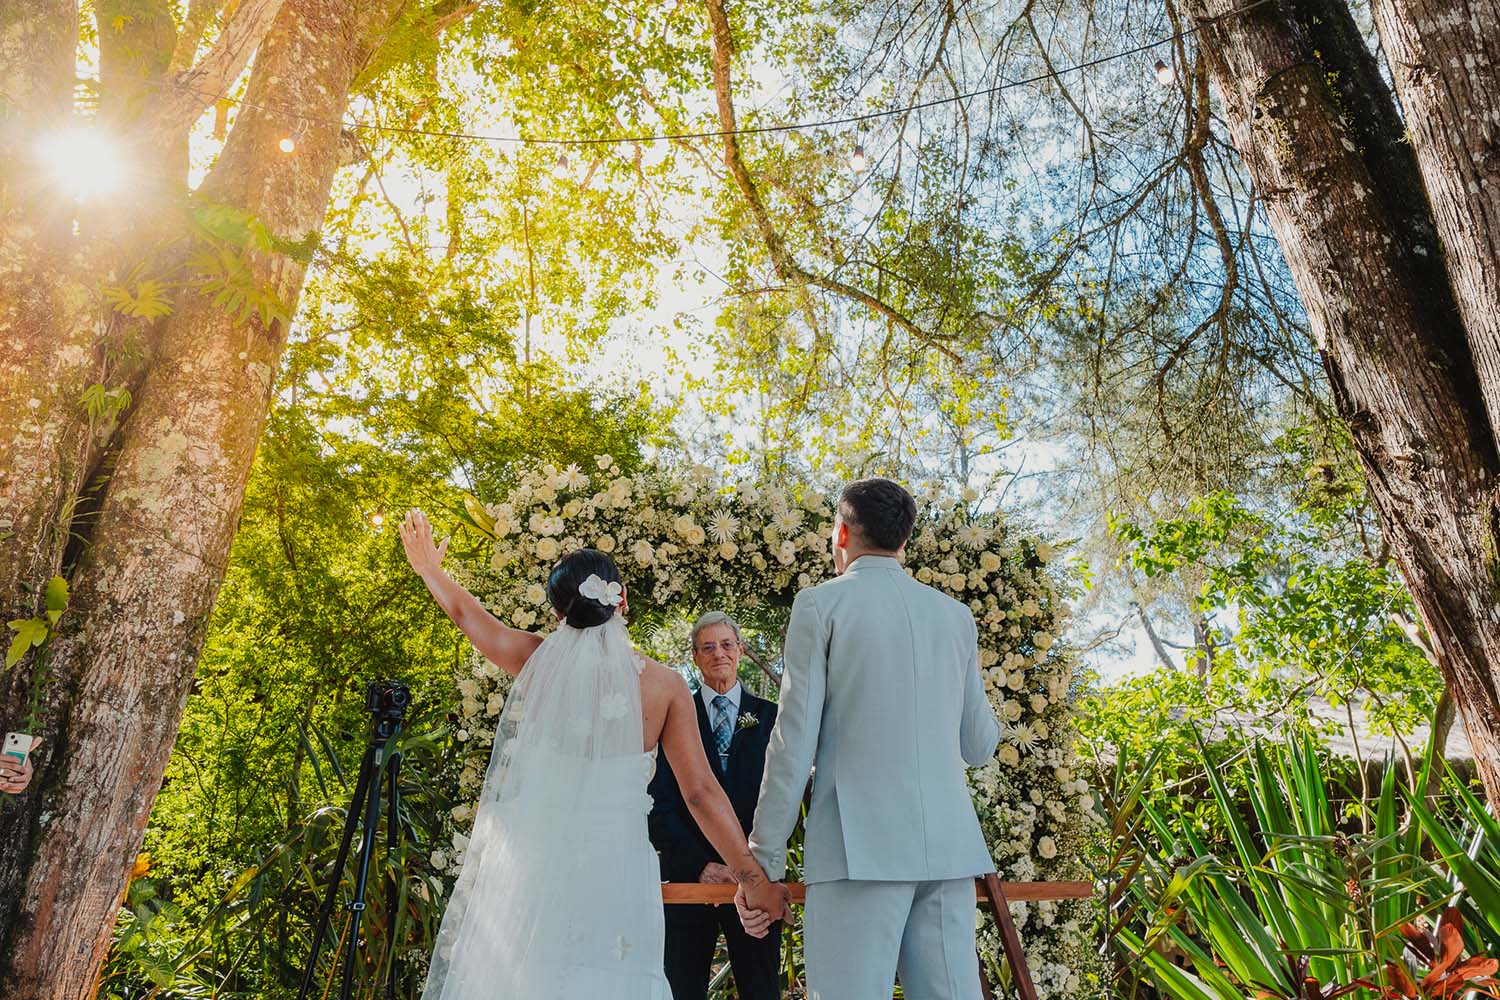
695, 640, 741, 654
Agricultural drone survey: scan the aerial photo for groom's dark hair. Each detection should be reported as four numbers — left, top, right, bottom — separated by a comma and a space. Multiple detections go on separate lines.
838, 478, 917, 552
547, 548, 624, 629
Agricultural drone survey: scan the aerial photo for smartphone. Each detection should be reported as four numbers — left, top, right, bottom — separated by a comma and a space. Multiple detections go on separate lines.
3, 732, 33, 766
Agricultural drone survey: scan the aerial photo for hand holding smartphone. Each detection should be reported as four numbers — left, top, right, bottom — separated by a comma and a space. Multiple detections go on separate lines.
3, 732, 37, 765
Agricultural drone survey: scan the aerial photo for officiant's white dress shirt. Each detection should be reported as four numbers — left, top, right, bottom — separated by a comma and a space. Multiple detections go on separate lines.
700, 680, 742, 721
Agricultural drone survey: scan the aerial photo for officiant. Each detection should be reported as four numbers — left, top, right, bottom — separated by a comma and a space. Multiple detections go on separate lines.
648, 611, 781, 1000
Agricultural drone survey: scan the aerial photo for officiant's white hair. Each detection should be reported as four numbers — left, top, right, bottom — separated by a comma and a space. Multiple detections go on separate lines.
691, 611, 743, 647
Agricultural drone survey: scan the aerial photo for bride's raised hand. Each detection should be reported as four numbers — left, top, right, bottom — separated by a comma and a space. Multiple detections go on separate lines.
400, 509, 450, 578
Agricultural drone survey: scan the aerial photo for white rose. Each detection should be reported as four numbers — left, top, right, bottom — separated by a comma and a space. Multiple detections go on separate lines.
596, 534, 616, 553
633, 540, 655, 566
1037, 836, 1057, 859
718, 541, 739, 560
1030, 694, 1048, 714
535, 538, 560, 561
430, 850, 449, 870
685, 526, 706, 546
526, 584, 546, 605
998, 745, 1021, 767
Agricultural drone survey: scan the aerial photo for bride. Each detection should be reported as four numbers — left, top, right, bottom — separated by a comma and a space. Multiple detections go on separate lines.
399, 509, 778, 998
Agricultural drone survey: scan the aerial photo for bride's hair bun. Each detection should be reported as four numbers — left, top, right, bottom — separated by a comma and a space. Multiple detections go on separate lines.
546, 549, 624, 628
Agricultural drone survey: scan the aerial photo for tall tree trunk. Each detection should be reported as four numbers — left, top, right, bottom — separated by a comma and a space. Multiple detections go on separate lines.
1369, 0, 1500, 444
1177, 0, 1500, 803
0, 1, 382, 994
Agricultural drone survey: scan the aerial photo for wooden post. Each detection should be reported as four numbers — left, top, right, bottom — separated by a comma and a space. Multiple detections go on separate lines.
981, 873, 1040, 1000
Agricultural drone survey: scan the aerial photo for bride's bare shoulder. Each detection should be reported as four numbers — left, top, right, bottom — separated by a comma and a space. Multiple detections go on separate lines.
637, 655, 689, 697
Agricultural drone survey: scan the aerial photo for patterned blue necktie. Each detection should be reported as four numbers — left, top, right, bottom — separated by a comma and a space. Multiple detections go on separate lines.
711, 694, 733, 770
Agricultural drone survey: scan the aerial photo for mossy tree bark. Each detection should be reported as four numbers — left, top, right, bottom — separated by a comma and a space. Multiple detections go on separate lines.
0, 1, 405, 995
1179, 0, 1500, 801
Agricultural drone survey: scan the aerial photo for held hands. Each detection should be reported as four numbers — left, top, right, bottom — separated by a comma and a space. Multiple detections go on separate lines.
400, 509, 450, 578
734, 880, 792, 939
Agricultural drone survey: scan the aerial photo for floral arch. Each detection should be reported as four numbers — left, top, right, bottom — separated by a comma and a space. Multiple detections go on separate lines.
445, 458, 1097, 998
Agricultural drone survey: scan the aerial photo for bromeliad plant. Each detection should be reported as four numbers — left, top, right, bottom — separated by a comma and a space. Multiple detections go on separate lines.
1357, 909, 1500, 1000
1111, 734, 1457, 1000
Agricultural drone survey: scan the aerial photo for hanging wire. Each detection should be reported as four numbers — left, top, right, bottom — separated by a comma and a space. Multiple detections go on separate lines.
37, 0, 1271, 150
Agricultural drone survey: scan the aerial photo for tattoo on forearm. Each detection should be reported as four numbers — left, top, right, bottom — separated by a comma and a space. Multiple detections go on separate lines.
733, 866, 764, 886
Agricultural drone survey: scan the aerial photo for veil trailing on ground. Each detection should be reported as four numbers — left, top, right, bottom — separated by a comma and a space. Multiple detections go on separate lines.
420, 615, 659, 999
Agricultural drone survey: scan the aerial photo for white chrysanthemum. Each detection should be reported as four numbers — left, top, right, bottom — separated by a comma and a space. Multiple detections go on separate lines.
774, 509, 803, 534
1007, 722, 1039, 752
561, 464, 588, 491
709, 511, 740, 544
957, 524, 986, 549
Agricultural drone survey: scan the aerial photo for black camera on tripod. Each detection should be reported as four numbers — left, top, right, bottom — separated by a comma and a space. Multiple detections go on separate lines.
366, 679, 411, 720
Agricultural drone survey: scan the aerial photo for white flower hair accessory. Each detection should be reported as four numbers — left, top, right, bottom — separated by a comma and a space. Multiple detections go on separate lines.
578, 574, 624, 607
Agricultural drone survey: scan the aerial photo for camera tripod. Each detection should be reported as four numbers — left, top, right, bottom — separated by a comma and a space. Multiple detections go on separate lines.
298, 680, 412, 1000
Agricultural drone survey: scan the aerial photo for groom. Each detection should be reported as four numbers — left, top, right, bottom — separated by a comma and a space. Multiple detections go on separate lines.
737, 477, 1003, 999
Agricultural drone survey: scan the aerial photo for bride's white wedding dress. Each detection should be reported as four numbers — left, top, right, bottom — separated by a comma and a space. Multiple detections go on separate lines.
420, 616, 671, 999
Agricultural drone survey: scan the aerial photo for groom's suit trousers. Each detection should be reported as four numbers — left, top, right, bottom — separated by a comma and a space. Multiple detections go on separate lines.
804, 878, 981, 1000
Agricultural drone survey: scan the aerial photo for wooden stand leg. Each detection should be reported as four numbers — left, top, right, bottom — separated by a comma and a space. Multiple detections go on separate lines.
982, 873, 1040, 1000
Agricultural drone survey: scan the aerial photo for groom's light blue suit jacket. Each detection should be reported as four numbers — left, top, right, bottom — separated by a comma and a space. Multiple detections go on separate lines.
749, 554, 1003, 884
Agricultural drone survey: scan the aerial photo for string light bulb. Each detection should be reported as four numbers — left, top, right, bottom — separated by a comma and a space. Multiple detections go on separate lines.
849, 143, 867, 173
278, 135, 297, 153
370, 510, 384, 529
1154, 59, 1176, 86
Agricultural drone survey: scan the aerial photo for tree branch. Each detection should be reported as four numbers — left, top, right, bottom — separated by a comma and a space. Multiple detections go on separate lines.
702, 0, 961, 365
160, 0, 286, 135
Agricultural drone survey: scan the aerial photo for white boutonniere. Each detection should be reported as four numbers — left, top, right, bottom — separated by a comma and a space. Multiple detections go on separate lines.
737, 712, 758, 731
